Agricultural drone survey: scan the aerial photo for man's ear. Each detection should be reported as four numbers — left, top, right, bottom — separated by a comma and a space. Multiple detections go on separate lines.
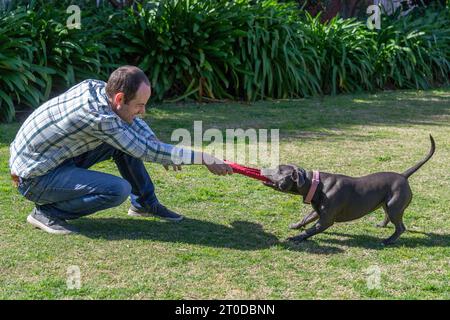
113, 92, 125, 107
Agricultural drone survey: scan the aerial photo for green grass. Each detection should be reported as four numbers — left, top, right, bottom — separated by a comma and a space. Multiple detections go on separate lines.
1, 88, 449, 299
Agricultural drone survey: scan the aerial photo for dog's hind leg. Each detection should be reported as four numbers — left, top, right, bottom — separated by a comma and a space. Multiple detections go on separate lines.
382, 211, 406, 245
376, 205, 390, 228
289, 210, 319, 229
382, 190, 411, 245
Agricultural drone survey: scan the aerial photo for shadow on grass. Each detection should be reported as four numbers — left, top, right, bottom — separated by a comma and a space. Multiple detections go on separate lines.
269, 228, 450, 253
75, 217, 279, 251
282, 240, 345, 254
324, 230, 450, 249
73, 216, 342, 254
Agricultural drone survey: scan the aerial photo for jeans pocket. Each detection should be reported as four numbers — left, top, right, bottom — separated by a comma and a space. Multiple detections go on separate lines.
18, 178, 42, 204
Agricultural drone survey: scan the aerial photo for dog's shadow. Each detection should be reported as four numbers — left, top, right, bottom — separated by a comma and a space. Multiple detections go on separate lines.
283, 240, 345, 254
324, 230, 450, 249
276, 228, 449, 253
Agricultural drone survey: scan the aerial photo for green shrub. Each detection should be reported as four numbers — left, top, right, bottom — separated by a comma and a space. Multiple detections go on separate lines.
0, 9, 53, 123
230, 1, 321, 100
374, 8, 450, 89
0, 1, 119, 122
112, 0, 239, 101
302, 13, 377, 95
113, 0, 322, 101
23, 1, 119, 90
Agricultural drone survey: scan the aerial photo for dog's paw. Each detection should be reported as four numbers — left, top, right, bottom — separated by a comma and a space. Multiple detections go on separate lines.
376, 223, 388, 228
289, 222, 303, 230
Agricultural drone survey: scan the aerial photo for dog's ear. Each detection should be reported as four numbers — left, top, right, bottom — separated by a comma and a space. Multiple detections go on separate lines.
292, 168, 305, 186
296, 169, 306, 189
291, 169, 299, 182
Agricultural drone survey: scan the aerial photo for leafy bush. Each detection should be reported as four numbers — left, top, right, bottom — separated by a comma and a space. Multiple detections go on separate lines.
230, 1, 321, 100
115, 0, 449, 100
303, 13, 377, 95
113, 0, 322, 101
0, 1, 119, 122
0, 9, 53, 123
374, 8, 450, 89
24, 1, 119, 90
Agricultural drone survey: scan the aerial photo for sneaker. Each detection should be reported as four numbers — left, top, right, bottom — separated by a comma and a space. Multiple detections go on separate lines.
27, 208, 79, 235
128, 203, 183, 222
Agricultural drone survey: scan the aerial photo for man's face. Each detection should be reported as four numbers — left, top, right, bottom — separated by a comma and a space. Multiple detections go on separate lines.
113, 82, 151, 124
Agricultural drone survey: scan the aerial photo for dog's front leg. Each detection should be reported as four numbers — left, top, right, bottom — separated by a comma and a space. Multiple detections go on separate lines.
288, 217, 334, 242
290, 210, 319, 229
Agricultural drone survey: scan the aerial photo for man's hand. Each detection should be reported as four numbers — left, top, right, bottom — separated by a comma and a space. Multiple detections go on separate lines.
202, 153, 233, 176
205, 163, 233, 176
163, 164, 182, 171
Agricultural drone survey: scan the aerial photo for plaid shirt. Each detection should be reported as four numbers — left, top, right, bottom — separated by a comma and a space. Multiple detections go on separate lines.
9, 79, 193, 179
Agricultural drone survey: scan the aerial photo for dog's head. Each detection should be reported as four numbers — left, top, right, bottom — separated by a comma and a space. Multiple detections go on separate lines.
262, 164, 306, 194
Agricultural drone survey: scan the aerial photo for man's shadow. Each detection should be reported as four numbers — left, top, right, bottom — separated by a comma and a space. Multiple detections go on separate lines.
73, 217, 344, 254
74, 217, 278, 251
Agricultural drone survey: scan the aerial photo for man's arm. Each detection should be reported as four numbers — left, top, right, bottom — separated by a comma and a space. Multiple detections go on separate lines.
131, 117, 232, 175
130, 118, 158, 142
132, 118, 184, 171
90, 116, 232, 175
90, 116, 191, 165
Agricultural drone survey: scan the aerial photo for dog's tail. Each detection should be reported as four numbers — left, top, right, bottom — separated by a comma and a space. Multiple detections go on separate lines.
402, 135, 435, 179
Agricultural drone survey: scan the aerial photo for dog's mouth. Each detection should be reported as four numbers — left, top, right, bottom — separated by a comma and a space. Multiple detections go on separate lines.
262, 176, 290, 192
262, 180, 278, 189
261, 168, 280, 189
261, 167, 301, 193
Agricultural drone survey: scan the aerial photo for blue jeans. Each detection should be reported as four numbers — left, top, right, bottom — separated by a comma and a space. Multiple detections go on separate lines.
18, 143, 159, 220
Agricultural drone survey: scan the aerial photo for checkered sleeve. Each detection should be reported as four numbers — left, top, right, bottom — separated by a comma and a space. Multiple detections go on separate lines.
131, 117, 157, 141
88, 114, 194, 165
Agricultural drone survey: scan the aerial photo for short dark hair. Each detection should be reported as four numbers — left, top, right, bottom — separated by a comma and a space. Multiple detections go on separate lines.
106, 65, 150, 104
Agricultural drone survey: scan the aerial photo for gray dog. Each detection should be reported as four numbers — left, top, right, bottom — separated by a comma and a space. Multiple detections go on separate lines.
262, 135, 435, 245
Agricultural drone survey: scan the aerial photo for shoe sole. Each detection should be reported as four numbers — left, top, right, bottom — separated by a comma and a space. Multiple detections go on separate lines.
27, 214, 75, 235
127, 209, 183, 222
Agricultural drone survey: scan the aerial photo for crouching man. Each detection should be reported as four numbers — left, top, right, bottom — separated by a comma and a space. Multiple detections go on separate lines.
9, 65, 232, 235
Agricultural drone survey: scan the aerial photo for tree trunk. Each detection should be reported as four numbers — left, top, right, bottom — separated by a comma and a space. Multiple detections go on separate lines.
323, 0, 342, 21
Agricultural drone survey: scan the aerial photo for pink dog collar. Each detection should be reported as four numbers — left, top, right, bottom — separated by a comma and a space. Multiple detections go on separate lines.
304, 171, 320, 204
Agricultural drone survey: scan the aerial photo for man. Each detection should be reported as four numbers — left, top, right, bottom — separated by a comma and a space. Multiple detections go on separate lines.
9, 65, 233, 235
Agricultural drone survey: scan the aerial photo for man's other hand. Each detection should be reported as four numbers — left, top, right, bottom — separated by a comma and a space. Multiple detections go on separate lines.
202, 154, 233, 176
163, 164, 182, 171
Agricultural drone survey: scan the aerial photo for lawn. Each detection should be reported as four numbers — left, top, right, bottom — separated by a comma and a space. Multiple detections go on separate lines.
0, 88, 449, 299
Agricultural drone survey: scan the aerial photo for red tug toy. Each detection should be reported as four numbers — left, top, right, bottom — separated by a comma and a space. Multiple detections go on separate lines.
224, 160, 270, 183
